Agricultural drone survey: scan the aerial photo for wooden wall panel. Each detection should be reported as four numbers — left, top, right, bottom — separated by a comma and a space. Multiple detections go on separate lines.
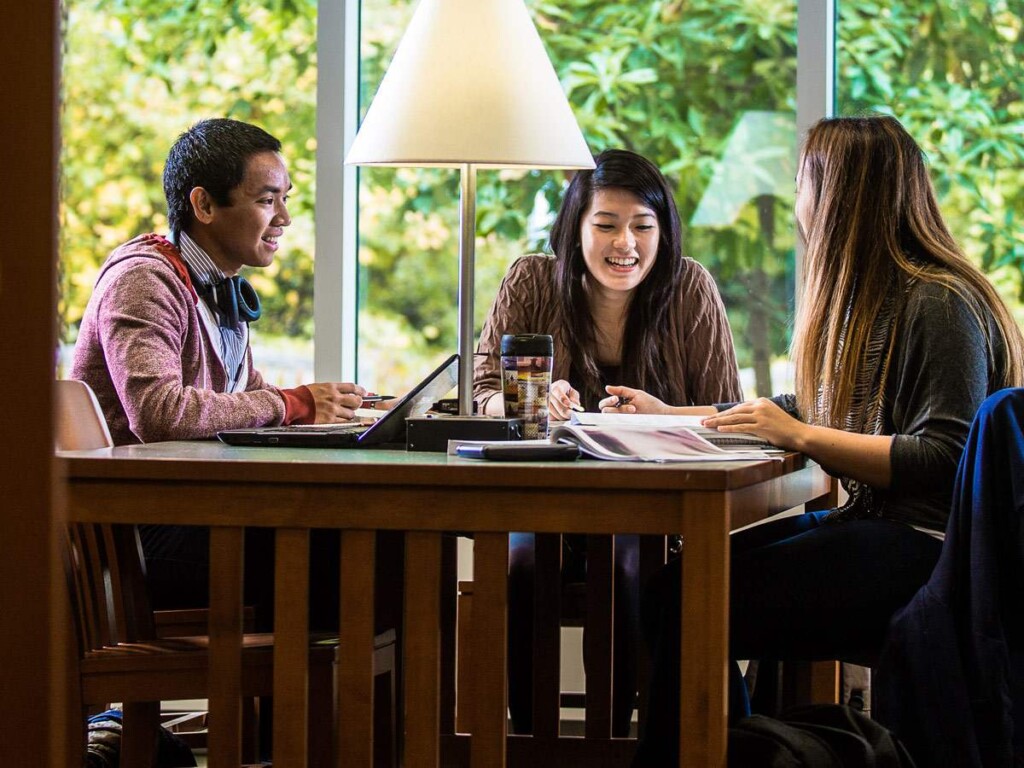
1, 3, 69, 766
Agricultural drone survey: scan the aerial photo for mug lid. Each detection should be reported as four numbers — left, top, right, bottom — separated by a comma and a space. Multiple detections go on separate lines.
501, 333, 554, 356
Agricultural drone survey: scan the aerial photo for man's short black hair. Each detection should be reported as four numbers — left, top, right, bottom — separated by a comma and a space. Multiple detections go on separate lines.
162, 118, 282, 243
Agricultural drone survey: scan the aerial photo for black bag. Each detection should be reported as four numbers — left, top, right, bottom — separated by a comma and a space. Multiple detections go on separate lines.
728, 704, 917, 768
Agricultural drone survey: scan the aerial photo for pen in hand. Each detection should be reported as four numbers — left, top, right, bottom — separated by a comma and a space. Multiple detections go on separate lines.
614, 395, 633, 408
568, 401, 585, 412
361, 394, 395, 410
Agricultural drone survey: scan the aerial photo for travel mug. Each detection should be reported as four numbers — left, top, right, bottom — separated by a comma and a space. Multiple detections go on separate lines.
501, 333, 554, 439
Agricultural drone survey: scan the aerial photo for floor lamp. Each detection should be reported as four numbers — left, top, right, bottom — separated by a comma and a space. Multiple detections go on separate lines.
345, 0, 594, 417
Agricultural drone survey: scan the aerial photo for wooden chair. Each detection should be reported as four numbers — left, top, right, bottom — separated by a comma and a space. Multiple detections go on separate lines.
66, 521, 344, 766
57, 379, 398, 767
56, 378, 113, 451
449, 533, 667, 762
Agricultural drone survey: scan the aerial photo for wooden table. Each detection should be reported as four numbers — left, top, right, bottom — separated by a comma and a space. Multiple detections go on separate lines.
58, 442, 831, 768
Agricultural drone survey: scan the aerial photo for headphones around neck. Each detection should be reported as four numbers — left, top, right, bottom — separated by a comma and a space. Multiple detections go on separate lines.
199, 275, 262, 327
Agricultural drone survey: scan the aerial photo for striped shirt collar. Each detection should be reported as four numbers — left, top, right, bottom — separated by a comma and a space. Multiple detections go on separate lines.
175, 231, 248, 391
177, 231, 228, 288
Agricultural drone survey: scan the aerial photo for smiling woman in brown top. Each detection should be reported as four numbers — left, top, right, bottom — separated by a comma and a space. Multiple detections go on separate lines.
474, 149, 742, 418
473, 148, 743, 737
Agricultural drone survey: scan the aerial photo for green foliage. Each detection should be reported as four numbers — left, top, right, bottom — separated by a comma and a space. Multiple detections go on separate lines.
838, 0, 1024, 305
60, 0, 318, 341
356, 0, 801, 390
61, 0, 1024, 394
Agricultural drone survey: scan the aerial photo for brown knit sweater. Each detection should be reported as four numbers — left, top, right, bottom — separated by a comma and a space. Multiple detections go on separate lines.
474, 254, 743, 412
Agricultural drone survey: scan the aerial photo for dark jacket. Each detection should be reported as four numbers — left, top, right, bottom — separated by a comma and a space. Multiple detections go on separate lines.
875, 388, 1024, 767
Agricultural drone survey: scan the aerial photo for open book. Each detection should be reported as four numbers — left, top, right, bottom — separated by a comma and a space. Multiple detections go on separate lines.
450, 413, 779, 463
548, 417, 778, 463
568, 412, 775, 449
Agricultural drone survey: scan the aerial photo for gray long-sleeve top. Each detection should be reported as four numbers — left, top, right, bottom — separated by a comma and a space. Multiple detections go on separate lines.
743, 280, 1010, 532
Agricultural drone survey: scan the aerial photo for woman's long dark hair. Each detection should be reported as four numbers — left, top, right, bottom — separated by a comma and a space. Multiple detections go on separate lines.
549, 148, 686, 405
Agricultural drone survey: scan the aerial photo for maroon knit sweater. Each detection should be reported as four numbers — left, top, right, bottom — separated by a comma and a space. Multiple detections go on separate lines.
71, 234, 313, 445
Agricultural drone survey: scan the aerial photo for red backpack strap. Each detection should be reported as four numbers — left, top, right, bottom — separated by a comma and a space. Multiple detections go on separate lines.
143, 234, 198, 303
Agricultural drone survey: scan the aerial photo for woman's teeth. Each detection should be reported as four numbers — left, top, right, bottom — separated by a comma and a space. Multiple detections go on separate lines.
606, 256, 638, 267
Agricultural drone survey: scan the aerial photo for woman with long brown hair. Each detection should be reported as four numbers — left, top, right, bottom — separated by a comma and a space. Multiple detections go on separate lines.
474, 148, 742, 736
475, 148, 741, 416
613, 115, 1024, 766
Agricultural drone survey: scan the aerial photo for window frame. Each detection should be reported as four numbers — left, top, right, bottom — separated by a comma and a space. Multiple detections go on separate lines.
314, 0, 835, 381
314, 0, 360, 381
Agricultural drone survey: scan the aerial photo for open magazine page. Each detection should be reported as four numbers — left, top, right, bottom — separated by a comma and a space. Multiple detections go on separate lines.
569, 412, 774, 449
571, 412, 708, 428
550, 423, 776, 463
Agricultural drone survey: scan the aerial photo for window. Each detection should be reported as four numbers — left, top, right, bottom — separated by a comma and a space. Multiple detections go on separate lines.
60, 0, 318, 386
61, 0, 1020, 400
356, 0, 801, 397
837, 0, 1024, 323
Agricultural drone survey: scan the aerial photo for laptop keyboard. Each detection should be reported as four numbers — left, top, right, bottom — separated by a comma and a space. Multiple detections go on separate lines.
262, 422, 367, 435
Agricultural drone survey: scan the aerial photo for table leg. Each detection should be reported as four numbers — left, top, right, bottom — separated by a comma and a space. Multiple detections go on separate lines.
208, 526, 244, 768
806, 476, 839, 512
404, 532, 442, 768
470, 533, 508, 768
339, 530, 376, 768
274, 528, 311, 767
679, 493, 730, 767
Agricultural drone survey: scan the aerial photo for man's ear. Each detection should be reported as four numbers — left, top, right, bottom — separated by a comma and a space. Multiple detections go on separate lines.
189, 187, 216, 225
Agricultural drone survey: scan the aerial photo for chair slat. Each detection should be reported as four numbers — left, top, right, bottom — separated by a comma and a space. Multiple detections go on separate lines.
99, 524, 131, 643
533, 533, 562, 738
79, 525, 116, 648
65, 526, 95, 654
112, 525, 156, 641
584, 534, 613, 738
439, 535, 458, 734
637, 535, 668, 731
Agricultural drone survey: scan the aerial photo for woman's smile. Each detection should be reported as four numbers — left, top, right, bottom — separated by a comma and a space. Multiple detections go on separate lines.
580, 187, 659, 294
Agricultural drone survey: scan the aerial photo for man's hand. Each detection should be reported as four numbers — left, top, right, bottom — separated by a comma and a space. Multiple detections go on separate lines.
548, 379, 582, 421
306, 382, 366, 423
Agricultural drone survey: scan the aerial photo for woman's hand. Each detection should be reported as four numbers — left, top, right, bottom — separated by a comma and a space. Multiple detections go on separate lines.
548, 379, 582, 421
701, 397, 809, 451
598, 385, 670, 414
707, 399, 896, 486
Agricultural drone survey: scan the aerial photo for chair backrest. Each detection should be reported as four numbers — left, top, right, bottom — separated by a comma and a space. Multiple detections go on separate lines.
56, 381, 155, 653
65, 522, 156, 654
56, 379, 113, 450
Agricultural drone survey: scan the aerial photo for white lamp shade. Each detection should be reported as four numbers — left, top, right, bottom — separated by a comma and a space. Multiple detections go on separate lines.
345, 0, 594, 170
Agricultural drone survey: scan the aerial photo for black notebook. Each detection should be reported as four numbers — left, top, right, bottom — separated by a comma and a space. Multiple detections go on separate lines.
217, 354, 458, 448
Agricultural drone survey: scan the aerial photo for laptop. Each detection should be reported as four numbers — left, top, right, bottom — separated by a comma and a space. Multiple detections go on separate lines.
217, 354, 458, 448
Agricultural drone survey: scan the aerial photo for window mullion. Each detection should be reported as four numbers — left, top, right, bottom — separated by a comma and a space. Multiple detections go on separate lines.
314, 0, 360, 381
795, 0, 835, 295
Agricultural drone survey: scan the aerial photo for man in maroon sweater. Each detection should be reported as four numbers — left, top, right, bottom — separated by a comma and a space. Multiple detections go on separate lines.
73, 119, 363, 445
71, 119, 369, 628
